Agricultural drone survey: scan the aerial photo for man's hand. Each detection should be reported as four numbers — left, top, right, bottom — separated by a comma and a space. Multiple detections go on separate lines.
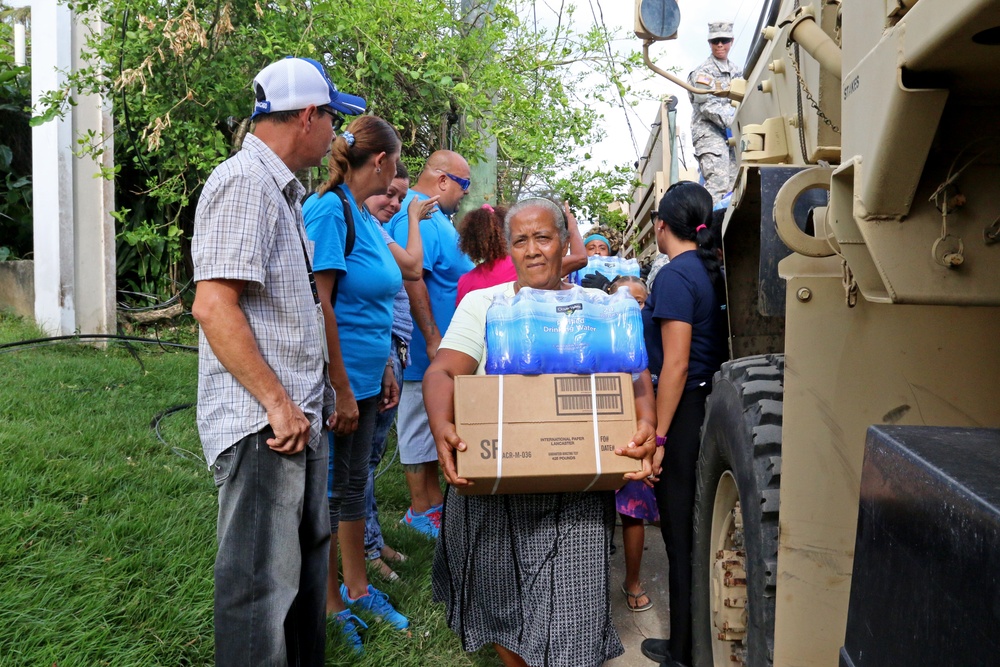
563, 201, 578, 230
323, 385, 337, 432
404, 278, 440, 363
435, 423, 471, 487
379, 364, 400, 413
265, 396, 312, 454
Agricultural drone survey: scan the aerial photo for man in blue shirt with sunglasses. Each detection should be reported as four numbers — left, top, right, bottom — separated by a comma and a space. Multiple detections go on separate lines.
388, 151, 473, 538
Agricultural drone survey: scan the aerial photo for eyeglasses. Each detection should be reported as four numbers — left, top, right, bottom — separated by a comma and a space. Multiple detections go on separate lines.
709, 38, 733, 45
317, 106, 345, 131
442, 172, 471, 192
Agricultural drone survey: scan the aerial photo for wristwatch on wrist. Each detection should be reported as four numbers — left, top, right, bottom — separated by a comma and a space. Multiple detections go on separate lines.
655, 435, 667, 447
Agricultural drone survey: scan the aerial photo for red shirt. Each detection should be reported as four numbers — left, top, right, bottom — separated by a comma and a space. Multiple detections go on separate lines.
456, 256, 518, 305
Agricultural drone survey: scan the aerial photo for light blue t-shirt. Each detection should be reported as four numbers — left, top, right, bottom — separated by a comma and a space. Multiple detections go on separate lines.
388, 191, 474, 380
303, 185, 402, 400
378, 224, 414, 344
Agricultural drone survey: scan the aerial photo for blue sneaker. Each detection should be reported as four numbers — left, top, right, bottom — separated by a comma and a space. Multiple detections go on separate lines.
400, 507, 439, 539
341, 583, 409, 630
427, 504, 443, 529
332, 608, 368, 654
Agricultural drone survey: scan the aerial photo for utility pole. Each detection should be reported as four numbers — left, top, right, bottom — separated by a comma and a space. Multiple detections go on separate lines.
458, 0, 498, 220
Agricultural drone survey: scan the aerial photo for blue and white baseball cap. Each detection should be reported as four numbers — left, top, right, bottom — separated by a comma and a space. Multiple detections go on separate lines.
251, 56, 367, 119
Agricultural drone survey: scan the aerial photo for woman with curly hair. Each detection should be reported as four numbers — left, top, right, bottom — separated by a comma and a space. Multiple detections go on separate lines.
455, 204, 513, 305
456, 201, 588, 305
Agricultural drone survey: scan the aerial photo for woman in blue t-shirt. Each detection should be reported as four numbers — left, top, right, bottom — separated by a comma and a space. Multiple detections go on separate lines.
640, 181, 728, 667
303, 115, 409, 649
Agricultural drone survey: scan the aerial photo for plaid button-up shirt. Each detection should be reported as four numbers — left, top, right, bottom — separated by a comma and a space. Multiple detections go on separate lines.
192, 133, 330, 467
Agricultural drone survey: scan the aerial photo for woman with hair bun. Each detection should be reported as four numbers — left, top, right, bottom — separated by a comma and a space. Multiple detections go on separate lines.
303, 114, 409, 651
640, 181, 728, 667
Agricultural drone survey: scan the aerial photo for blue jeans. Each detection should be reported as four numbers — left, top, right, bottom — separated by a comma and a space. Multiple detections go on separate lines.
213, 426, 330, 667
365, 348, 402, 559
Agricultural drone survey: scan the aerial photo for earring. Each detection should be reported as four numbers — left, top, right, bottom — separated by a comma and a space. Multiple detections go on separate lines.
376, 167, 381, 174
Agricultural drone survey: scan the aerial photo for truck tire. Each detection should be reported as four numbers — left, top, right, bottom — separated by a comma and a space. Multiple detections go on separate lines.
691, 354, 783, 667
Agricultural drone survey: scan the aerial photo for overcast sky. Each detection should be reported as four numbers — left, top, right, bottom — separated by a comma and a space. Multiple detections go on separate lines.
571, 0, 757, 173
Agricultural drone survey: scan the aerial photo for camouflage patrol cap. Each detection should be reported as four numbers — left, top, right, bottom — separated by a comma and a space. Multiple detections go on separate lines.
708, 21, 734, 40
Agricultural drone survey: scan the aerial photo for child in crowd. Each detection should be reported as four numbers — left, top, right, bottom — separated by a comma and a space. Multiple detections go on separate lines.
609, 275, 659, 612
456, 204, 514, 306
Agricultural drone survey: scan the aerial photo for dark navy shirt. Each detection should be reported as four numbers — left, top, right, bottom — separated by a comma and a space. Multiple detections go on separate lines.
642, 250, 728, 390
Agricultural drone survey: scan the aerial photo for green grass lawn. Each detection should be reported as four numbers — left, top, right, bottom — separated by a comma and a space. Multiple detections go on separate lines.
0, 312, 499, 666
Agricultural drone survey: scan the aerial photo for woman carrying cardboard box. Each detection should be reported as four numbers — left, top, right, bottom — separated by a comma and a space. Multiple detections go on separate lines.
423, 197, 658, 667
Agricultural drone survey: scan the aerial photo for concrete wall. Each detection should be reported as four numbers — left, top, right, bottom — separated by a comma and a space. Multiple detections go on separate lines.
0, 260, 35, 319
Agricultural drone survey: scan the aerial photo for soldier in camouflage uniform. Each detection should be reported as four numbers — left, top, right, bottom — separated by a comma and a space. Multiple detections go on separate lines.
688, 21, 740, 203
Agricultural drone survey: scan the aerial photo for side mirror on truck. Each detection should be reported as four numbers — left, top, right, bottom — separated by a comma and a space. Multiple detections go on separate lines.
634, 0, 680, 41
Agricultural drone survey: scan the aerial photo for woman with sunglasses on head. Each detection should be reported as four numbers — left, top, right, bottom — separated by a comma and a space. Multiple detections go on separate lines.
639, 181, 728, 667
303, 115, 410, 652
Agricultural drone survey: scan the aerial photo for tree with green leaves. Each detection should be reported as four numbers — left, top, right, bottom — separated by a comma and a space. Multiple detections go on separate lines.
43, 0, 643, 298
0, 4, 32, 262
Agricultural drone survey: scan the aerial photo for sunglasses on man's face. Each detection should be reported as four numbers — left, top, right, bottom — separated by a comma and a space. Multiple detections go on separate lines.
709, 38, 733, 45
317, 106, 345, 131
445, 172, 471, 192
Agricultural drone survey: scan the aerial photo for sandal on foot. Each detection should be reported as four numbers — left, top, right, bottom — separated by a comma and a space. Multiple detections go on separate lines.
621, 583, 653, 612
370, 557, 400, 582
381, 546, 408, 563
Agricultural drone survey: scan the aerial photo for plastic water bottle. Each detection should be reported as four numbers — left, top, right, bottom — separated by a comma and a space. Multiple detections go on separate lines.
608, 286, 646, 372
485, 285, 647, 374
571, 255, 642, 284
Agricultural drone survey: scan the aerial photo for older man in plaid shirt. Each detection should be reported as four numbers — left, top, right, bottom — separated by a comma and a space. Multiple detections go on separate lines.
191, 57, 365, 666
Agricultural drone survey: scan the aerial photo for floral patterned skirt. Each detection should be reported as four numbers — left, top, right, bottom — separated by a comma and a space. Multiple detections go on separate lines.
615, 479, 659, 522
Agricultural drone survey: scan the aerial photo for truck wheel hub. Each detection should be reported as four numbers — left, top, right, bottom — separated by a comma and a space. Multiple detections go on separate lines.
710, 471, 748, 666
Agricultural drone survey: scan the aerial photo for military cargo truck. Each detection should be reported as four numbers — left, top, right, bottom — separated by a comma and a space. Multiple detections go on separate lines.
634, 1, 1000, 665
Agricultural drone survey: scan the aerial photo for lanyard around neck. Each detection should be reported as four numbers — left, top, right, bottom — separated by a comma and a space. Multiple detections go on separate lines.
257, 154, 320, 306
